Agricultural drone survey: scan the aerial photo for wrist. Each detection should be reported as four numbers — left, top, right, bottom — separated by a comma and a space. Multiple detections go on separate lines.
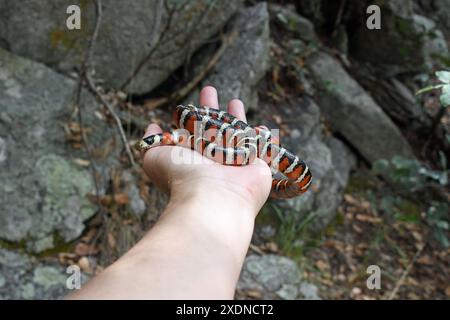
168, 178, 259, 217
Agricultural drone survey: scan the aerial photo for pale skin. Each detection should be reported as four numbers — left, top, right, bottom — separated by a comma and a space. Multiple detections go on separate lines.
68, 86, 272, 299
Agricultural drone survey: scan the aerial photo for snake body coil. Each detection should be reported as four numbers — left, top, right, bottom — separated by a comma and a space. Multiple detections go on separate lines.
136, 105, 312, 199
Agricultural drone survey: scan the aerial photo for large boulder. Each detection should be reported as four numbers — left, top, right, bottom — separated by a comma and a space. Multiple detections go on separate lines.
350, 1, 448, 74
306, 51, 415, 163
352, 64, 431, 129
185, 3, 270, 110
268, 3, 318, 44
263, 98, 355, 231
0, 48, 116, 252
0, 0, 241, 94
417, 0, 450, 39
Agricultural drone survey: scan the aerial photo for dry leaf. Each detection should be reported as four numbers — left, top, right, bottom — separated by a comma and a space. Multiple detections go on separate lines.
344, 194, 358, 205
78, 256, 93, 274
417, 255, 432, 265
315, 260, 328, 272
74, 242, 99, 256
355, 214, 382, 224
445, 286, 450, 297
58, 252, 77, 265
246, 290, 263, 299
81, 228, 98, 243
114, 193, 129, 205
264, 242, 279, 253
107, 232, 117, 249
272, 114, 282, 125
73, 158, 90, 167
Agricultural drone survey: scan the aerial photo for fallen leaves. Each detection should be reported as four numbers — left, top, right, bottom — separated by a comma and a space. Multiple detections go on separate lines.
74, 242, 99, 256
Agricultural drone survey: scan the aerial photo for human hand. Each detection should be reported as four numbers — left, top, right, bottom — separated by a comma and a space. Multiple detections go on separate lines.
141, 86, 272, 216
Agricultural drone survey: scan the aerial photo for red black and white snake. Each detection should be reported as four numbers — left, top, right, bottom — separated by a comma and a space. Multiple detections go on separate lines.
136, 104, 312, 199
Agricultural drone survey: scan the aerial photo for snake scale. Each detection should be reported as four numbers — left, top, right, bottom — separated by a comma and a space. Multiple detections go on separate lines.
136, 104, 312, 199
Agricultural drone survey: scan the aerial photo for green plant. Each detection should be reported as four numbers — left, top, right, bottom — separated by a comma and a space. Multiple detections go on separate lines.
416, 70, 450, 107
373, 156, 448, 192
426, 201, 449, 248
373, 156, 449, 247
269, 203, 317, 257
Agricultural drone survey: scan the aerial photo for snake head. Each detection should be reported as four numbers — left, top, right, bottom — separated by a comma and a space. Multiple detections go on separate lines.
135, 140, 149, 152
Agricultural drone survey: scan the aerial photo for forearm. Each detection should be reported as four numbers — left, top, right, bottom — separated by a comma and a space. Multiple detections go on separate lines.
68, 186, 256, 299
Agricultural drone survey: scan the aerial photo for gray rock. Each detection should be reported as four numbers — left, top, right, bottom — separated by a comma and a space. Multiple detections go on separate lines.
306, 51, 415, 163
122, 170, 146, 216
0, 0, 241, 94
185, 3, 270, 110
268, 3, 318, 43
0, 249, 69, 299
417, 0, 450, 38
353, 65, 431, 129
237, 254, 321, 300
350, 1, 448, 74
0, 48, 116, 252
298, 282, 321, 300
262, 98, 355, 231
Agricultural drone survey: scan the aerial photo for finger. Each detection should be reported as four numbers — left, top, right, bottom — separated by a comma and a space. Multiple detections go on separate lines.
141, 123, 163, 158
227, 98, 247, 123
199, 86, 219, 109
257, 125, 269, 131
143, 123, 163, 138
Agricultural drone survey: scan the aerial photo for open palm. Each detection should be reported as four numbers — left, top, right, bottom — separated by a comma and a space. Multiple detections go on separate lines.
142, 86, 272, 212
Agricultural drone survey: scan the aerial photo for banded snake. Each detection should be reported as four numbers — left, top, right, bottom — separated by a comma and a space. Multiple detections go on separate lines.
136, 104, 312, 199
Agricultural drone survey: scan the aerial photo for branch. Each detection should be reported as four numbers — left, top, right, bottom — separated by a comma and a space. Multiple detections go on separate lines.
387, 244, 424, 300
143, 29, 238, 110
119, 0, 181, 90
85, 73, 136, 167
74, 0, 104, 209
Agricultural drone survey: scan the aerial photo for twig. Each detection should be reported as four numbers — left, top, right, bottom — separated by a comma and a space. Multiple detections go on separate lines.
421, 106, 446, 156
387, 244, 424, 300
74, 0, 104, 208
147, 0, 164, 48
119, 0, 180, 90
333, 0, 347, 30
85, 73, 136, 167
143, 29, 238, 110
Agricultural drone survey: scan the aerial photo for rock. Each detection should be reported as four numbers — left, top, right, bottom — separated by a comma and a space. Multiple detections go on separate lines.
256, 98, 355, 231
0, 0, 241, 94
306, 51, 415, 163
268, 3, 318, 43
237, 254, 321, 300
0, 249, 72, 299
185, 3, 270, 110
350, 1, 448, 74
298, 282, 321, 300
122, 170, 146, 216
417, 0, 450, 38
0, 48, 116, 252
352, 65, 431, 129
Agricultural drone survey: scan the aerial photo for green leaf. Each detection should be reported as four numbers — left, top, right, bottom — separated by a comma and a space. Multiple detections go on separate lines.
440, 84, 450, 107
434, 229, 450, 248
436, 70, 450, 84
276, 13, 288, 25
372, 159, 389, 174
436, 220, 449, 230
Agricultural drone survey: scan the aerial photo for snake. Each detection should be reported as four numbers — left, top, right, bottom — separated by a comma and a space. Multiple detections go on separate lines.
135, 104, 312, 199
